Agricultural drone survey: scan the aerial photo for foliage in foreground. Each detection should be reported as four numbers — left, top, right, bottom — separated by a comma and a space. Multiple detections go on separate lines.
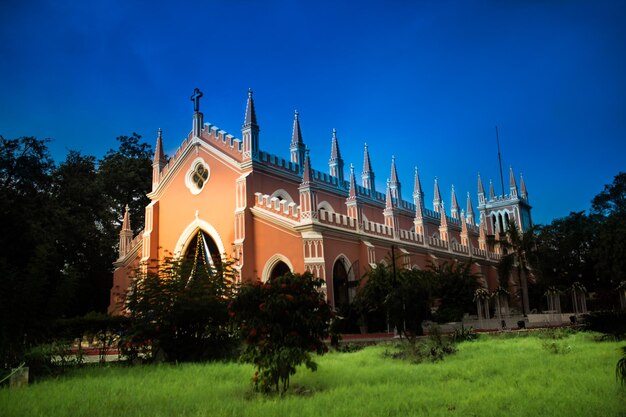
0, 332, 623, 417
123, 255, 239, 362
229, 272, 333, 393
617, 346, 626, 385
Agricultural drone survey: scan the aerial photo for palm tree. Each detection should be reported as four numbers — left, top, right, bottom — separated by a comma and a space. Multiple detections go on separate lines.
495, 224, 538, 316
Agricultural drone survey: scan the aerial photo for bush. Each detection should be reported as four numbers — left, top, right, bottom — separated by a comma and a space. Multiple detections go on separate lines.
123, 255, 239, 362
451, 325, 478, 344
580, 311, 626, 339
23, 341, 83, 380
384, 328, 457, 364
229, 272, 334, 394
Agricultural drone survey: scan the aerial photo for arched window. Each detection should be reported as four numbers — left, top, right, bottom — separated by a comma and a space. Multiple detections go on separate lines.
269, 261, 291, 280
261, 255, 294, 282
332, 258, 350, 308
317, 201, 335, 213
270, 189, 294, 204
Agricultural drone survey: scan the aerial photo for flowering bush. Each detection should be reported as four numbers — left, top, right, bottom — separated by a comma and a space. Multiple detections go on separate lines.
229, 272, 334, 394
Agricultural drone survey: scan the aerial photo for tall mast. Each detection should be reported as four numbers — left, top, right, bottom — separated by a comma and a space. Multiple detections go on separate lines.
496, 126, 505, 197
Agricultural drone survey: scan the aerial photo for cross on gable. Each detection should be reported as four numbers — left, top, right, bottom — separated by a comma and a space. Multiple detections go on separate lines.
190, 88, 203, 112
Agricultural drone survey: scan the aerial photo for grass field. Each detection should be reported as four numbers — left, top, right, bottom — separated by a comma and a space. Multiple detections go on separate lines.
1, 331, 624, 417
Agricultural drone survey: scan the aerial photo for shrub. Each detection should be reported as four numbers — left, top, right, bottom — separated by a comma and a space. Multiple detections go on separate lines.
229, 272, 334, 394
123, 256, 239, 362
23, 341, 83, 380
580, 311, 626, 339
451, 325, 478, 344
384, 328, 457, 364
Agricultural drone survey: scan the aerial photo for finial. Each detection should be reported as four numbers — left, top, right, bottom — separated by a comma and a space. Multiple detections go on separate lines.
125, 204, 130, 212
294, 110, 299, 118
350, 163, 354, 173
248, 88, 253, 97
305, 147, 310, 157
157, 128, 162, 138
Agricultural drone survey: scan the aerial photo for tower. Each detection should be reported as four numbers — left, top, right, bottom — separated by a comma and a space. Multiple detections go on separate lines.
450, 184, 459, 220
328, 129, 345, 183
389, 156, 401, 202
478, 167, 533, 235
152, 128, 167, 191
412, 167, 425, 236
299, 150, 318, 221
433, 177, 442, 213
361, 143, 375, 194
290, 110, 305, 170
118, 204, 133, 258
242, 89, 259, 161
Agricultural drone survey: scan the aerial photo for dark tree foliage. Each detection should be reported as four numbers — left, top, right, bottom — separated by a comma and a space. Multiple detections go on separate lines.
590, 172, 626, 290
591, 172, 626, 217
428, 261, 479, 323
0, 136, 57, 367
0, 134, 153, 368
98, 133, 153, 235
52, 151, 117, 316
124, 256, 239, 362
535, 211, 598, 291
230, 272, 333, 394
355, 257, 431, 339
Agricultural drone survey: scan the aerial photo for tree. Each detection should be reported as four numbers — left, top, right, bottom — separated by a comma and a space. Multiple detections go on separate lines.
97, 133, 153, 236
229, 272, 333, 394
535, 211, 597, 292
591, 173, 626, 291
591, 172, 626, 217
355, 255, 431, 339
124, 253, 239, 362
495, 225, 539, 316
0, 136, 58, 367
429, 261, 479, 323
51, 151, 117, 316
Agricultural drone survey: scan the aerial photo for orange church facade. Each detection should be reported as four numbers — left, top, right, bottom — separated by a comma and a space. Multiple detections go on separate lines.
108, 89, 532, 315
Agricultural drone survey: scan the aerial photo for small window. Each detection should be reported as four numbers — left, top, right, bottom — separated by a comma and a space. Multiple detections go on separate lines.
185, 157, 210, 195
192, 163, 208, 189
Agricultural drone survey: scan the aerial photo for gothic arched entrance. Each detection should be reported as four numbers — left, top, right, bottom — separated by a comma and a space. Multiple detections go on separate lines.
183, 230, 222, 277
332, 258, 350, 308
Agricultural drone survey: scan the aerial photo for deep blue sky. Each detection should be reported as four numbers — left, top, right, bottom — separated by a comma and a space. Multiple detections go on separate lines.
1, 0, 624, 225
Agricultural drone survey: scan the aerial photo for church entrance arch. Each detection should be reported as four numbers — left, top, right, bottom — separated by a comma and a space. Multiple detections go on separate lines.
332, 256, 354, 309
175, 219, 226, 259
182, 230, 222, 268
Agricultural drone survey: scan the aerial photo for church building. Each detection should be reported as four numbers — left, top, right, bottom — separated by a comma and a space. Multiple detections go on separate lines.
108, 89, 532, 315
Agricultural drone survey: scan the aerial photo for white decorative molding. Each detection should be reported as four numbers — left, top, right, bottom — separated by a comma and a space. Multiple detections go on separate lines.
261, 254, 294, 282
174, 218, 226, 258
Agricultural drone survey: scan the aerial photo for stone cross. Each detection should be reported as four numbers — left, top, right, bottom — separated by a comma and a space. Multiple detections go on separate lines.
190, 88, 203, 112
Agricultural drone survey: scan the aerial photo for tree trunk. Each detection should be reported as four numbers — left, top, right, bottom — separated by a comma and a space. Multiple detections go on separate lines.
520, 270, 529, 316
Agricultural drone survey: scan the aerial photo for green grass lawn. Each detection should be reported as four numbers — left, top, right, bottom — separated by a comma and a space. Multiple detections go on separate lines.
1, 332, 624, 417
